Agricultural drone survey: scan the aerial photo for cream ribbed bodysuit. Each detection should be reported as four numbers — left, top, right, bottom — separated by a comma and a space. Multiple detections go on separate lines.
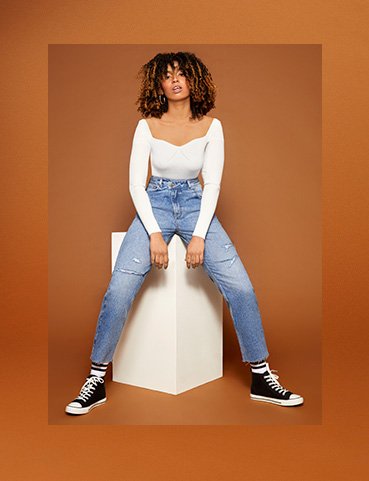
129, 117, 224, 239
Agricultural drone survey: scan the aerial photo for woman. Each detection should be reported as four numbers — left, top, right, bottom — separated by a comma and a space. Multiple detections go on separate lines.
65, 51, 304, 415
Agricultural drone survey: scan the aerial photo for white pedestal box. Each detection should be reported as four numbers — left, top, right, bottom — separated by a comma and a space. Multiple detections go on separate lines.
111, 232, 223, 395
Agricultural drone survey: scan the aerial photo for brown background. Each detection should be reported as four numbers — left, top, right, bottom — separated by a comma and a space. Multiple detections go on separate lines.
1, 0, 368, 479
48, 44, 321, 425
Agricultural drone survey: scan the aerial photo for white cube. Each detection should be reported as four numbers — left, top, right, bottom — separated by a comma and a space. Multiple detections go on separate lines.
111, 233, 223, 395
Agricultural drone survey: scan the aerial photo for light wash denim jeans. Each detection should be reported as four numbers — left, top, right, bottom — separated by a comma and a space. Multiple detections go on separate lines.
90, 175, 270, 364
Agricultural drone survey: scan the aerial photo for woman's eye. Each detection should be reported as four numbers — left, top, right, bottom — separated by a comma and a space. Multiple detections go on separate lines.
165, 72, 184, 79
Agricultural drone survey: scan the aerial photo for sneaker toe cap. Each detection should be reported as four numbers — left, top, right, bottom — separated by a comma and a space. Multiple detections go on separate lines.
68, 401, 83, 408
290, 394, 302, 399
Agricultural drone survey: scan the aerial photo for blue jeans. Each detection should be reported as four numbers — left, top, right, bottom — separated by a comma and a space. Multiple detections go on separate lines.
90, 175, 270, 364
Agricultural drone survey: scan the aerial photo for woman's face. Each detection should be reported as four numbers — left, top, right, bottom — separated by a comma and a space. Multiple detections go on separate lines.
159, 60, 190, 101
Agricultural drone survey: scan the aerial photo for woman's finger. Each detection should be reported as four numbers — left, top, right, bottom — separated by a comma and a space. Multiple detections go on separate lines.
163, 252, 169, 269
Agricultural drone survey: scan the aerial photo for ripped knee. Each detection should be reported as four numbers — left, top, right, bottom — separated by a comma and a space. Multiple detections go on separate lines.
114, 257, 151, 277
222, 242, 238, 268
114, 267, 145, 276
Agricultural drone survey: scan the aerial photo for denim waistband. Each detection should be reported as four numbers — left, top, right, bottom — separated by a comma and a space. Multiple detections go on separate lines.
148, 175, 200, 189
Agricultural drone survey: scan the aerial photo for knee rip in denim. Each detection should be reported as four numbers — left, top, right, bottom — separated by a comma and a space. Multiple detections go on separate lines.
222, 243, 237, 268
115, 268, 144, 276
114, 257, 148, 276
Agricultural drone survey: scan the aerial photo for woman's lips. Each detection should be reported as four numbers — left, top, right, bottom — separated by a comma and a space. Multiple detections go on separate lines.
172, 86, 182, 93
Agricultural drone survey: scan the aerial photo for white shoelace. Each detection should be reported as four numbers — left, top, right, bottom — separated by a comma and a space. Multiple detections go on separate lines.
77, 376, 104, 402
265, 369, 289, 395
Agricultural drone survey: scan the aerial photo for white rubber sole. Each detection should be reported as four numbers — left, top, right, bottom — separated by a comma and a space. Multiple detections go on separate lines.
250, 393, 304, 407
65, 397, 107, 415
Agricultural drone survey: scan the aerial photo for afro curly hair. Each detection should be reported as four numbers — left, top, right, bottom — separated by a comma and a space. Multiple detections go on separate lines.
135, 51, 217, 120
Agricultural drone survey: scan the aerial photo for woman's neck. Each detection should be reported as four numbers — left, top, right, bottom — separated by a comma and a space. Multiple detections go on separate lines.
164, 100, 192, 122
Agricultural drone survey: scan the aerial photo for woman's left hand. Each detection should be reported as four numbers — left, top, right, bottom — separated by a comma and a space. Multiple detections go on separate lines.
185, 236, 205, 269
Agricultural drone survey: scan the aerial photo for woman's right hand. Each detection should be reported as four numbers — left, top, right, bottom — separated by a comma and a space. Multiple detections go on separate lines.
150, 232, 169, 269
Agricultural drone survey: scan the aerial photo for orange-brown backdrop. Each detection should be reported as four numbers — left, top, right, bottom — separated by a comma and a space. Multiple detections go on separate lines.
2, 1, 368, 480
48, 44, 321, 425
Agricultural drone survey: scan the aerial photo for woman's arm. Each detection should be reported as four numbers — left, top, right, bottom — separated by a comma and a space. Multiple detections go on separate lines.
128, 120, 162, 236
192, 119, 225, 239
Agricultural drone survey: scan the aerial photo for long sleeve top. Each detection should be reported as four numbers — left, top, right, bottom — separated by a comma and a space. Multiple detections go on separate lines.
128, 117, 224, 239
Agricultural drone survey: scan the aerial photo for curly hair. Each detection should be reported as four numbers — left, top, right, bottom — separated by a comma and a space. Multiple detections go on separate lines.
135, 51, 217, 120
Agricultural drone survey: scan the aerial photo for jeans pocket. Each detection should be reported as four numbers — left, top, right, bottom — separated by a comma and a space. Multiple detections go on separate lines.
146, 184, 160, 192
192, 184, 203, 199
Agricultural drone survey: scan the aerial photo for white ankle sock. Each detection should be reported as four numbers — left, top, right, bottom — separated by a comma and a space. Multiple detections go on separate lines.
90, 361, 109, 378
249, 359, 268, 374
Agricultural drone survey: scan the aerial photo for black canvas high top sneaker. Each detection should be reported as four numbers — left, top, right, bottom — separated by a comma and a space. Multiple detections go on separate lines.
65, 375, 107, 415
250, 362, 304, 407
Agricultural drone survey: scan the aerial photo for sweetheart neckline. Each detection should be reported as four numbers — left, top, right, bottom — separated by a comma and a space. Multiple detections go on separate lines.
143, 118, 216, 148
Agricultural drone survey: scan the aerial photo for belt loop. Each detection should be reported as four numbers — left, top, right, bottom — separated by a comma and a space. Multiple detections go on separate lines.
159, 178, 163, 187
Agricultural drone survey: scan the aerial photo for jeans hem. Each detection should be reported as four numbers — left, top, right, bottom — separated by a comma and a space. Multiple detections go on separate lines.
90, 355, 113, 365
242, 351, 270, 364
